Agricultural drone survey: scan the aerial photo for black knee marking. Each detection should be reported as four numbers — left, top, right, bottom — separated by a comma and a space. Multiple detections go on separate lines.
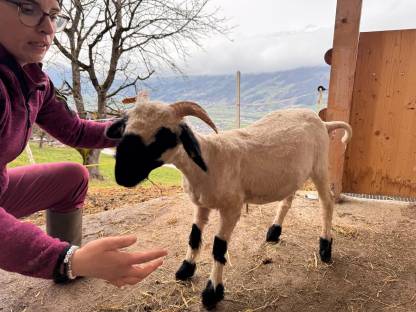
175, 260, 196, 281
319, 237, 333, 263
213, 236, 227, 265
189, 224, 202, 250
201, 280, 224, 310
266, 224, 282, 243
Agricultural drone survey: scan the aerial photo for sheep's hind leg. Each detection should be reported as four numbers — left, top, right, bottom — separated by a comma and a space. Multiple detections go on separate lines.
311, 170, 334, 263
176, 206, 211, 281
202, 209, 241, 310
266, 194, 294, 243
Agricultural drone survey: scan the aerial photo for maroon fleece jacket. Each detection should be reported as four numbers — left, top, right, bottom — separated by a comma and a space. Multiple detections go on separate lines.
0, 44, 116, 278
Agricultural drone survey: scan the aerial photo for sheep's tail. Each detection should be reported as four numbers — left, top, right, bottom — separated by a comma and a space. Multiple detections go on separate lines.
325, 121, 352, 144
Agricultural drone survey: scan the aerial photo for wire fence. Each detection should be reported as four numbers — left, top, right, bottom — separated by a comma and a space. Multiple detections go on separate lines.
343, 192, 416, 203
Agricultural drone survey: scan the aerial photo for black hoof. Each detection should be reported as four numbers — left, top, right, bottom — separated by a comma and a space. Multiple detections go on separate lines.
266, 224, 282, 243
201, 280, 224, 310
175, 260, 196, 281
319, 237, 333, 263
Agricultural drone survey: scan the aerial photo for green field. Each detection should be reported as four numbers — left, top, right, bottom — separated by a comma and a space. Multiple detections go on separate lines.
10, 143, 182, 189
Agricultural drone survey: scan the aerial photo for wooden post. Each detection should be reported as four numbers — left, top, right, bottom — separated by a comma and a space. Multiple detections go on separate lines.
326, 0, 362, 200
236, 70, 241, 128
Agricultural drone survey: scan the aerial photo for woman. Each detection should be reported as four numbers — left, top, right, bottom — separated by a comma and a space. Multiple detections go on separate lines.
0, 0, 167, 286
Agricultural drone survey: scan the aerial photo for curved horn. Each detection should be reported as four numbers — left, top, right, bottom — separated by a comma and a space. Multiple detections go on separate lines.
171, 101, 218, 133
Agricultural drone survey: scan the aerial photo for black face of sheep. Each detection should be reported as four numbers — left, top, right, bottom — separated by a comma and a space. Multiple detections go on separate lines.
115, 128, 177, 187
106, 117, 209, 187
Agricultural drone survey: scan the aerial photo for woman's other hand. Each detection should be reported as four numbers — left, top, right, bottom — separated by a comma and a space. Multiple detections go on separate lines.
71, 235, 167, 287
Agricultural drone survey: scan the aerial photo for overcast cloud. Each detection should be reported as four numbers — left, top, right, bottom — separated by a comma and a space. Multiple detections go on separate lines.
177, 0, 416, 75
48, 1, 416, 76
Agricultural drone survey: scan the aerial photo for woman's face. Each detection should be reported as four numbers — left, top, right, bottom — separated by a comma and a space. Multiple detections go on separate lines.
0, 0, 60, 66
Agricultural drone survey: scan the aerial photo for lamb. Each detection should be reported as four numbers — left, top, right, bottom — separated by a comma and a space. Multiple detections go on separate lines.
106, 96, 352, 310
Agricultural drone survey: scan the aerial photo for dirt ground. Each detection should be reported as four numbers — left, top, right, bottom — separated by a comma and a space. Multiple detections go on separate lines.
24, 185, 183, 226
25, 181, 316, 226
1, 190, 415, 312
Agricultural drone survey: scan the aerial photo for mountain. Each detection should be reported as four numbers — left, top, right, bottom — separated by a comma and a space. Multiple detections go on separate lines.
46, 65, 330, 132
141, 66, 329, 130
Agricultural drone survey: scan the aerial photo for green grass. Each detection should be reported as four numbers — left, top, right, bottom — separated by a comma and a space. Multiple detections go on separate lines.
10, 143, 182, 189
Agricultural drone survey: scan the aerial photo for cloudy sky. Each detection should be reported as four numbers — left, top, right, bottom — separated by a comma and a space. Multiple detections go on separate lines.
178, 0, 416, 75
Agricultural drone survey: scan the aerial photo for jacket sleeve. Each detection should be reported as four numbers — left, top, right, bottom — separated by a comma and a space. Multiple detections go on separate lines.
0, 207, 69, 279
0, 80, 6, 134
36, 80, 118, 149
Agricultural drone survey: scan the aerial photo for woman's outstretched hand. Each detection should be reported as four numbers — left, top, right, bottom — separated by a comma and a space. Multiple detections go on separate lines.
71, 235, 167, 287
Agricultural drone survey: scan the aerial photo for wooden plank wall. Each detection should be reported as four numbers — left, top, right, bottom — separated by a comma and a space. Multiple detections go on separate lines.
343, 29, 416, 197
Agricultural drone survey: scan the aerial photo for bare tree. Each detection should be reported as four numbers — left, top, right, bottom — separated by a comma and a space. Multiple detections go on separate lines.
52, 0, 228, 179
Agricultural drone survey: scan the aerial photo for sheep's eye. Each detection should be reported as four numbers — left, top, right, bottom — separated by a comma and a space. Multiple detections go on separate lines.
154, 127, 178, 148
146, 128, 178, 159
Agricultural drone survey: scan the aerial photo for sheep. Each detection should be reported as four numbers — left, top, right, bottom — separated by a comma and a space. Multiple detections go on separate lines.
106, 96, 352, 310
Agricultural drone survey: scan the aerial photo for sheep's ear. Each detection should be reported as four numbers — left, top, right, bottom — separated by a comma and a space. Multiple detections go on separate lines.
179, 123, 208, 172
106, 117, 127, 139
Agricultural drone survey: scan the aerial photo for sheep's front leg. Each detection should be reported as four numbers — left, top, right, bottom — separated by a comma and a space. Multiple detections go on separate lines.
176, 206, 211, 281
202, 209, 241, 310
266, 194, 294, 243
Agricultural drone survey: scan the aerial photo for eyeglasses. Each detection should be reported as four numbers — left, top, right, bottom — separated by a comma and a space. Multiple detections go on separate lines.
3, 0, 70, 32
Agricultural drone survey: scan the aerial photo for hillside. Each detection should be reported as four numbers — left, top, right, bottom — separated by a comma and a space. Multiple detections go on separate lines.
47, 65, 330, 131
142, 66, 329, 130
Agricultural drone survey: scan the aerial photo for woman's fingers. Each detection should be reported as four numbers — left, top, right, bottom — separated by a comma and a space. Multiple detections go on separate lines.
109, 259, 164, 287
126, 249, 167, 265
126, 258, 165, 279
100, 235, 137, 251
109, 276, 142, 287
77, 235, 167, 286
108, 279, 125, 288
